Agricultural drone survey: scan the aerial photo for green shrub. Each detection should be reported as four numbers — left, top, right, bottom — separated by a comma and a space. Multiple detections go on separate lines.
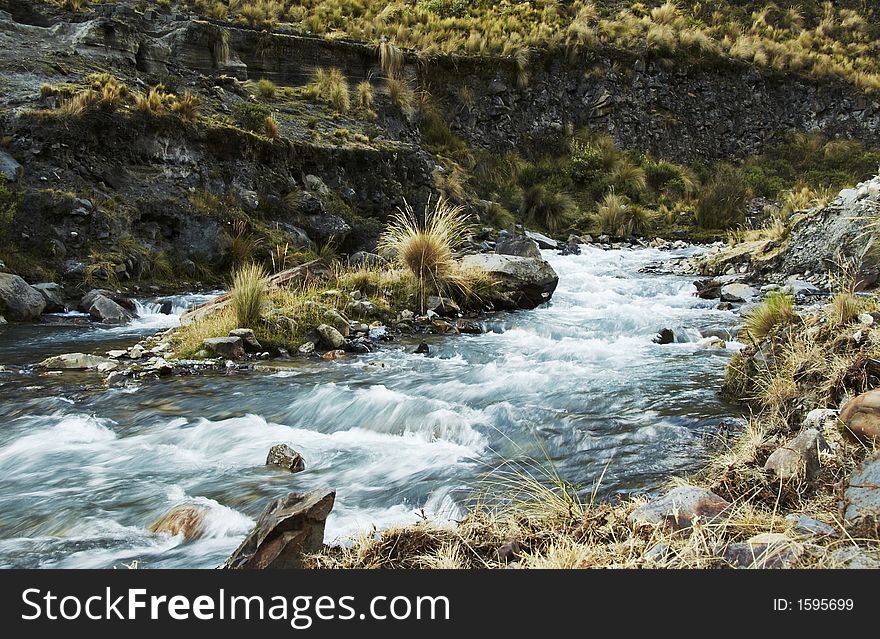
232, 101, 271, 131
696, 164, 750, 229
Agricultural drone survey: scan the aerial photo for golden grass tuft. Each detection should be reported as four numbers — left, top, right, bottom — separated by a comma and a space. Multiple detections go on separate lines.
305, 68, 351, 113
230, 262, 268, 329
742, 291, 797, 343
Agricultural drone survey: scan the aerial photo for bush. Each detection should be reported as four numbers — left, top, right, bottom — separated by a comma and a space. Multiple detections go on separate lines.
232, 101, 271, 131
696, 164, 750, 229
230, 262, 268, 329
742, 292, 796, 342
519, 186, 574, 233
254, 78, 277, 100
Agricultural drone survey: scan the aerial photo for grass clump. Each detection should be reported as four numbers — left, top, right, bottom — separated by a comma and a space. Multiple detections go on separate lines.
230, 262, 268, 329
519, 186, 574, 233
377, 198, 472, 311
254, 78, 277, 100
742, 291, 797, 343
304, 68, 351, 113
696, 164, 750, 229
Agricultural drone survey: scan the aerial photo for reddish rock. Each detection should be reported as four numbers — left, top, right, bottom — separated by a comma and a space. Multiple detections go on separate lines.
839, 389, 880, 443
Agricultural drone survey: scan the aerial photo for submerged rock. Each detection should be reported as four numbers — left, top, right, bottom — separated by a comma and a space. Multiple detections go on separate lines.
0, 273, 46, 321
653, 328, 675, 344
415, 341, 430, 354
224, 489, 336, 569
266, 444, 305, 473
149, 504, 208, 541
628, 486, 730, 530
37, 352, 113, 370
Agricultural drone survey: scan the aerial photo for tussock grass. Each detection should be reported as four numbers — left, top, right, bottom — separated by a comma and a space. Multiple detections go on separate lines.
304, 68, 351, 113
742, 291, 797, 343
377, 198, 472, 311
230, 262, 268, 329
356, 80, 374, 110
519, 185, 574, 233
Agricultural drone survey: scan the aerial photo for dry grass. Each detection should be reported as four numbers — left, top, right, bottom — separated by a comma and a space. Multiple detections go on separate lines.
230, 262, 268, 329
304, 68, 351, 113
386, 77, 414, 115
742, 291, 797, 343
377, 198, 472, 311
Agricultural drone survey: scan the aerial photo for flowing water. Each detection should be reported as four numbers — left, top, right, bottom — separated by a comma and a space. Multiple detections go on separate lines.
0, 247, 741, 568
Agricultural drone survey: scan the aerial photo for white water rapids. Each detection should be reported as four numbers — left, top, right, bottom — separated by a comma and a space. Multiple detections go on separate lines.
0, 247, 741, 567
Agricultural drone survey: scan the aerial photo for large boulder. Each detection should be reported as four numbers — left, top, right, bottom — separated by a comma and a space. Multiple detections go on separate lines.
224, 489, 336, 569
763, 428, 829, 481
495, 233, 541, 258
461, 254, 559, 310
843, 453, 880, 531
203, 336, 245, 359
628, 486, 730, 530
30, 283, 65, 313
79, 290, 134, 324
229, 328, 263, 353
839, 389, 880, 444
0, 273, 46, 320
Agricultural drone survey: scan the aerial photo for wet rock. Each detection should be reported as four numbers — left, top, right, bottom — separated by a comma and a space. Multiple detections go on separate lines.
322, 349, 346, 360
149, 504, 208, 541
202, 336, 245, 359
0, 273, 46, 321
316, 324, 346, 349
224, 489, 336, 569
652, 328, 675, 344
495, 233, 541, 258
785, 514, 836, 538
628, 486, 730, 530
297, 341, 315, 355
415, 341, 430, 354
456, 319, 483, 334
107, 350, 128, 359
425, 295, 460, 317
839, 389, 880, 444
322, 310, 350, 337
720, 283, 759, 303
843, 453, 880, 530
37, 352, 113, 370
266, 444, 305, 473
697, 336, 726, 349
461, 254, 559, 310
763, 428, 829, 481
30, 283, 65, 313
229, 328, 263, 353
721, 533, 803, 568
431, 319, 458, 334
785, 278, 825, 298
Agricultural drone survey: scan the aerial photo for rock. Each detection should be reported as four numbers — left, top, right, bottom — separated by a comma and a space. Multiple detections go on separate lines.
525, 230, 559, 250
107, 349, 128, 359
415, 341, 430, 354
30, 283, 65, 313
229, 328, 263, 353
827, 546, 880, 568
717, 301, 734, 311
495, 233, 541, 258
495, 539, 521, 564
763, 428, 829, 481
322, 349, 346, 360
425, 295, 461, 317
348, 251, 387, 269
839, 389, 880, 444
786, 277, 825, 297
628, 486, 730, 530
0, 273, 46, 320
652, 328, 675, 344
721, 533, 803, 568
149, 504, 208, 541
128, 344, 145, 359
720, 283, 759, 303
224, 489, 336, 569
461, 254, 559, 310
802, 408, 839, 430
0, 150, 22, 181
82, 292, 133, 324
266, 444, 305, 473
644, 543, 670, 564
858, 313, 874, 326
96, 361, 118, 373
37, 353, 112, 370
316, 324, 346, 349
202, 336, 245, 359
843, 453, 880, 529
431, 319, 458, 334
785, 514, 836, 538
697, 336, 726, 349
297, 341, 315, 355
322, 310, 350, 337
456, 319, 483, 334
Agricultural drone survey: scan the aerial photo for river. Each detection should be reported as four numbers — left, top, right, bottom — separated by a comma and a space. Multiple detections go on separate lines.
0, 246, 740, 568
